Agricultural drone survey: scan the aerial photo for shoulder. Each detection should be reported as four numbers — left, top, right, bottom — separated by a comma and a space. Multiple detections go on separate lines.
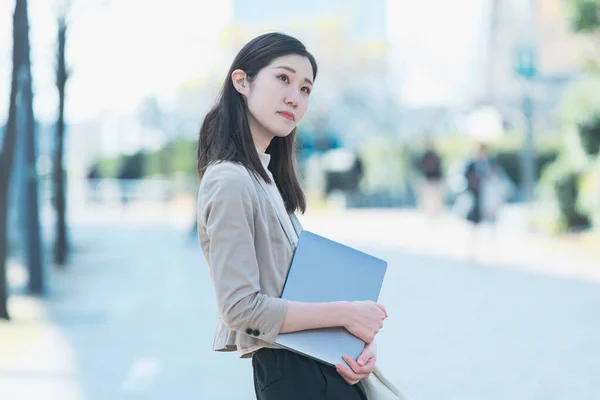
203, 161, 252, 183
199, 161, 257, 201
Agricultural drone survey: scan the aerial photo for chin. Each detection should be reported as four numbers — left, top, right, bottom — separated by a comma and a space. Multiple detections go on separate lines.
272, 129, 294, 138
268, 123, 295, 138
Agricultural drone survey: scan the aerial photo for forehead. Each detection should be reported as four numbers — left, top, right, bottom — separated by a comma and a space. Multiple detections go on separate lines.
267, 54, 314, 80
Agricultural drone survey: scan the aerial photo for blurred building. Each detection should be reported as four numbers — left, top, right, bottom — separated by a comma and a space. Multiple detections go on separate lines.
481, 0, 588, 131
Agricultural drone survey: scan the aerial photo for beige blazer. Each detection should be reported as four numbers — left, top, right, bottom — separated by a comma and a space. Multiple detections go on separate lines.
196, 161, 303, 358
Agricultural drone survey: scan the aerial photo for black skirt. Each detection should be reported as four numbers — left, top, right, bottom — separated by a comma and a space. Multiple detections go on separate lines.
252, 348, 367, 400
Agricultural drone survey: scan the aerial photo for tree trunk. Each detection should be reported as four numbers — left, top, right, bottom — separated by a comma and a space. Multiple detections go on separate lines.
19, 0, 44, 295
0, 0, 27, 321
54, 16, 68, 266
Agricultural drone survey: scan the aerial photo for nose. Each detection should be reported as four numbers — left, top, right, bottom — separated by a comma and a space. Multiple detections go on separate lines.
284, 88, 299, 107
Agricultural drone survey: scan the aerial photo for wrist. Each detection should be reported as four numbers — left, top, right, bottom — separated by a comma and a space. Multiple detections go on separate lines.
335, 301, 353, 327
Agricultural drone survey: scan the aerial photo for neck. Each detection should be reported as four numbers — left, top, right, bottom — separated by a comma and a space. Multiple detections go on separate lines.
248, 114, 273, 153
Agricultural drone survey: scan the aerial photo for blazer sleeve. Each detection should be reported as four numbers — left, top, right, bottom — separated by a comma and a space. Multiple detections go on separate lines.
198, 164, 288, 343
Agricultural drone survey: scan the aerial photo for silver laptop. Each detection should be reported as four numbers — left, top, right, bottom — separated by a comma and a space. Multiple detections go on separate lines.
275, 230, 388, 367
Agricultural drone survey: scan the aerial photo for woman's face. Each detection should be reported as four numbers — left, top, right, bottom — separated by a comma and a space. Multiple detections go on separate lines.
238, 54, 314, 145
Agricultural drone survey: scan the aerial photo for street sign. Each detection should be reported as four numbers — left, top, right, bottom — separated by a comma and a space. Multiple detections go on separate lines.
515, 45, 536, 79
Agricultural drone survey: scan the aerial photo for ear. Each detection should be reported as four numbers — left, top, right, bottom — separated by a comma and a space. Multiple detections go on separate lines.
231, 69, 249, 96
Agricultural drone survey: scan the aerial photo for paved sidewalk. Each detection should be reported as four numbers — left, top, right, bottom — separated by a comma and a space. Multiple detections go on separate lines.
300, 208, 600, 284
1, 207, 599, 400
52, 199, 599, 283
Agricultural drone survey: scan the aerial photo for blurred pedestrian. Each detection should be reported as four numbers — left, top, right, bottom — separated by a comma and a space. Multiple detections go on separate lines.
463, 143, 498, 260
86, 164, 101, 203
117, 163, 130, 206
195, 33, 386, 400
418, 140, 444, 218
464, 143, 494, 225
481, 164, 509, 224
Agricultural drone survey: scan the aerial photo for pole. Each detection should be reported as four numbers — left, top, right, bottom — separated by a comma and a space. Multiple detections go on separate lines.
521, 88, 536, 202
519, 0, 537, 203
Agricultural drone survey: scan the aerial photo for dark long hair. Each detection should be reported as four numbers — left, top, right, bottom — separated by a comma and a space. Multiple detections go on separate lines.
197, 32, 317, 214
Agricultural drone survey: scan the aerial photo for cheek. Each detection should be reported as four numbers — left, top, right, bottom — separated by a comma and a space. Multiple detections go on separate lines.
248, 86, 275, 114
247, 94, 268, 119
295, 98, 310, 121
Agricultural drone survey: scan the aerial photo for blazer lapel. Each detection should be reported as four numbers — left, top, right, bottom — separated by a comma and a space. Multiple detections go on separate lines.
289, 213, 303, 238
251, 173, 296, 248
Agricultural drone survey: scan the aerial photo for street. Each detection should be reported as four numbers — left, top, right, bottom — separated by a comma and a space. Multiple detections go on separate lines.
1, 208, 599, 399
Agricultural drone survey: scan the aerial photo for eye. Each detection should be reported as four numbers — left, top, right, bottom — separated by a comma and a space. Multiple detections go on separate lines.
278, 74, 289, 83
301, 86, 311, 95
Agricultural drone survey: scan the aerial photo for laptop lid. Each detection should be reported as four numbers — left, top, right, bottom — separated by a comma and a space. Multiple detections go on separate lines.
275, 231, 387, 367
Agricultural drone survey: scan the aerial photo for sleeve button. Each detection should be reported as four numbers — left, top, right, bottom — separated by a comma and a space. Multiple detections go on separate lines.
246, 328, 253, 335
252, 329, 260, 336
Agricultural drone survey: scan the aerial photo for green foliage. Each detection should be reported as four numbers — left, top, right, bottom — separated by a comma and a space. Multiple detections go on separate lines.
565, 0, 600, 32
560, 74, 600, 155
578, 117, 600, 155
493, 150, 559, 188
358, 138, 410, 192
577, 158, 600, 224
532, 71, 600, 232
560, 74, 600, 126
542, 157, 592, 229
92, 139, 198, 180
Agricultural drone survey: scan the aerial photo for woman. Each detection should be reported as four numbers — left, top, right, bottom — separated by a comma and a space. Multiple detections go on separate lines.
196, 32, 388, 399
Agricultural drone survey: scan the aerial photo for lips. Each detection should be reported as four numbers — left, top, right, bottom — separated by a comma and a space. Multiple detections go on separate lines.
278, 111, 295, 121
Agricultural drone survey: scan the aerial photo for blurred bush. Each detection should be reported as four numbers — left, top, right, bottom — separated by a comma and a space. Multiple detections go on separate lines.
565, 0, 600, 33
358, 138, 409, 193
94, 139, 198, 180
533, 73, 600, 233
539, 156, 591, 232
493, 150, 558, 189
578, 118, 600, 156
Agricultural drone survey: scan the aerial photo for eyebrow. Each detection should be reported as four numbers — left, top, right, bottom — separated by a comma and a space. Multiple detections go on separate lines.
273, 65, 313, 86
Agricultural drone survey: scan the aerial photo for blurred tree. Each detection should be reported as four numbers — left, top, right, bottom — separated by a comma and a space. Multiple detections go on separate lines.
560, 74, 600, 155
578, 118, 600, 155
0, 0, 28, 320
51, 0, 110, 266
566, 0, 600, 32
565, 0, 600, 67
53, 10, 69, 266
20, 0, 45, 295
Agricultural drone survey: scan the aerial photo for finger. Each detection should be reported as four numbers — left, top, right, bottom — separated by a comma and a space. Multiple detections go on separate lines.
342, 356, 374, 378
343, 355, 368, 374
376, 303, 388, 317
351, 355, 376, 375
336, 365, 355, 385
336, 363, 363, 382
357, 353, 369, 367
337, 367, 366, 386
362, 357, 376, 374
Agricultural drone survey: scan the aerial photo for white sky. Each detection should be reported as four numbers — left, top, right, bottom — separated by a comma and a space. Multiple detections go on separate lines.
0, 0, 486, 124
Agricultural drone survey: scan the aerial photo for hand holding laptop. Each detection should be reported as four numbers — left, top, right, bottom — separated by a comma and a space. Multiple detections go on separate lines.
344, 300, 388, 344
275, 231, 390, 367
